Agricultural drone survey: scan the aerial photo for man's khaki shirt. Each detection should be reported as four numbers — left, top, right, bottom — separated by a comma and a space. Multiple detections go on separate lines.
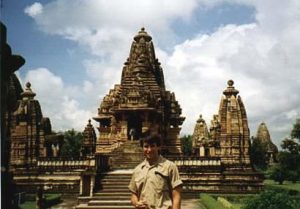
128, 156, 183, 209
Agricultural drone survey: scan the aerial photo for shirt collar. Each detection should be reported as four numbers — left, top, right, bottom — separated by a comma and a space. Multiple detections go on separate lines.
141, 155, 164, 168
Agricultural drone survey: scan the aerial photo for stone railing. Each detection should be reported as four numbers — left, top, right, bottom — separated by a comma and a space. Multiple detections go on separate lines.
37, 157, 95, 170
168, 156, 222, 168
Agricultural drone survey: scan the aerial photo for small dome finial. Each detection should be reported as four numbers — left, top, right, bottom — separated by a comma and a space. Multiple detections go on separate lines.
21, 81, 36, 99
228, 80, 234, 87
134, 27, 152, 42
26, 82, 31, 89
88, 119, 91, 124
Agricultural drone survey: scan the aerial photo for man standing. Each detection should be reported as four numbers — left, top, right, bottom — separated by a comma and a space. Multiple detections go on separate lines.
128, 134, 183, 209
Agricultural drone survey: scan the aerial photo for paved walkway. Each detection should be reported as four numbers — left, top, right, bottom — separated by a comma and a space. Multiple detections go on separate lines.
182, 197, 204, 209
52, 196, 204, 209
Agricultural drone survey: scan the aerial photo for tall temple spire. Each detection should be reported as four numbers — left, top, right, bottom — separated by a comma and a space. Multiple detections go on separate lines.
121, 27, 165, 89
218, 80, 250, 166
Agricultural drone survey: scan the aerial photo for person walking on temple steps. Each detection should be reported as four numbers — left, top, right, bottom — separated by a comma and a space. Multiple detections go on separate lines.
128, 134, 183, 209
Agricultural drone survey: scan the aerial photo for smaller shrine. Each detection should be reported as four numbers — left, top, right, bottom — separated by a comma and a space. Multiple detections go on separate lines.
185, 80, 263, 193
192, 80, 252, 168
192, 115, 218, 157
81, 119, 97, 156
255, 122, 278, 165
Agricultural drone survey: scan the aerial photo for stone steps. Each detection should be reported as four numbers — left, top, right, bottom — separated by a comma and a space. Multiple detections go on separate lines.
110, 141, 143, 170
76, 171, 134, 209
75, 141, 141, 208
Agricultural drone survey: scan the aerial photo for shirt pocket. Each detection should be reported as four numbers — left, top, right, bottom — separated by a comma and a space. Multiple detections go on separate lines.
154, 170, 169, 192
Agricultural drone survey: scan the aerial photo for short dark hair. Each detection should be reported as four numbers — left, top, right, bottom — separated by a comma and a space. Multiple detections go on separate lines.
140, 133, 161, 147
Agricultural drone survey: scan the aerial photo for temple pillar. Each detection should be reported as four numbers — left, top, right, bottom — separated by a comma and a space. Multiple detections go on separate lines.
79, 176, 83, 195
209, 147, 215, 156
90, 175, 95, 197
199, 146, 205, 157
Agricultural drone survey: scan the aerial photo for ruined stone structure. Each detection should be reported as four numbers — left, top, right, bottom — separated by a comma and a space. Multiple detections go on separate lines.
256, 122, 278, 164
94, 28, 185, 154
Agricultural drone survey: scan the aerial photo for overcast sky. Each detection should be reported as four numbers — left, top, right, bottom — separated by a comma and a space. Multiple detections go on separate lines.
2, 0, 300, 147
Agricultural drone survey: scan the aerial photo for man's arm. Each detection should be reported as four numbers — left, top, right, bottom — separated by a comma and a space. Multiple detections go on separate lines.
172, 186, 182, 209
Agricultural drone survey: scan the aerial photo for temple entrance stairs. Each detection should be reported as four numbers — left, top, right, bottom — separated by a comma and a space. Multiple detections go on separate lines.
109, 140, 144, 170
76, 141, 142, 209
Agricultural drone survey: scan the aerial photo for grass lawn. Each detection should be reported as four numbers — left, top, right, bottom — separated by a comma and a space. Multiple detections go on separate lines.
19, 201, 35, 209
264, 179, 300, 192
19, 193, 61, 209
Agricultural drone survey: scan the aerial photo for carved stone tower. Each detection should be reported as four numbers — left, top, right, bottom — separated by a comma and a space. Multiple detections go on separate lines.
81, 119, 97, 156
256, 122, 278, 164
192, 115, 209, 156
94, 28, 185, 154
218, 80, 251, 167
9, 82, 44, 169
9, 82, 62, 170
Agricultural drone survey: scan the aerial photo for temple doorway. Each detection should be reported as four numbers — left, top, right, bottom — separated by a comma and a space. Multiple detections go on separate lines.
127, 114, 142, 140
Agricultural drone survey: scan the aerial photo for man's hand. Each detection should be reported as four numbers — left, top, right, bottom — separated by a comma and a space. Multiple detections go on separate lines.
135, 200, 148, 208
131, 193, 148, 209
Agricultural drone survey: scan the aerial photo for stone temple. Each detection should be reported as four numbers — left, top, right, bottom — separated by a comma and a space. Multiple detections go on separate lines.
93, 27, 185, 155
3, 25, 264, 209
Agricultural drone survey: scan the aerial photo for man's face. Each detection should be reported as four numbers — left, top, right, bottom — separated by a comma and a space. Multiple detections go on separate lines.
143, 142, 160, 162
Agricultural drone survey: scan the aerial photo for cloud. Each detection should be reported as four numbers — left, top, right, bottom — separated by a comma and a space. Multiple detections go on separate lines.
163, 1, 300, 145
24, 0, 300, 147
21, 68, 97, 132
24, 2, 43, 17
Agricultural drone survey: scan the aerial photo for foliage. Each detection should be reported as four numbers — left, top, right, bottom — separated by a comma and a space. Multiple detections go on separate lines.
269, 165, 286, 184
217, 196, 235, 208
60, 129, 83, 158
269, 118, 300, 183
250, 137, 268, 170
200, 194, 224, 209
243, 190, 300, 209
180, 135, 193, 156
281, 138, 300, 154
291, 118, 300, 140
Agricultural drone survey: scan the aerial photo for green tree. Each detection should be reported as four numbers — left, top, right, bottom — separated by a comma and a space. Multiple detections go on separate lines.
180, 135, 192, 156
243, 190, 300, 209
60, 129, 83, 158
269, 165, 286, 184
250, 137, 268, 170
291, 118, 300, 140
270, 118, 300, 183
